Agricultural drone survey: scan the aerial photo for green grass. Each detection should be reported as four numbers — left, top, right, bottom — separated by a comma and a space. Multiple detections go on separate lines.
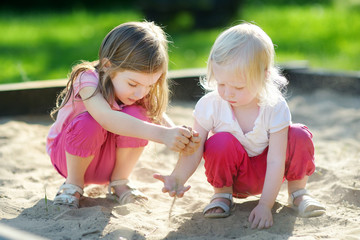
0, 2, 359, 84
0, 9, 143, 84
167, 29, 220, 70
239, 4, 360, 72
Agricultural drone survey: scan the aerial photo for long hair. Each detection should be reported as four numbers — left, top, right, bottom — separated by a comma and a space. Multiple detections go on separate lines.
50, 21, 169, 123
201, 22, 288, 106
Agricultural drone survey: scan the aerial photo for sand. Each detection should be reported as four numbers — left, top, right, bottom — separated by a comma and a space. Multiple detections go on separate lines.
0, 89, 359, 240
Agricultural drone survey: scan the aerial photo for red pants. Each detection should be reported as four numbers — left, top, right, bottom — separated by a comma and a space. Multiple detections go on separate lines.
50, 105, 149, 185
203, 124, 315, 198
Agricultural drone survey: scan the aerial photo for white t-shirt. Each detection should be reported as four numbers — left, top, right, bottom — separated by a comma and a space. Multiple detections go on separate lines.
194, 91, 291, 157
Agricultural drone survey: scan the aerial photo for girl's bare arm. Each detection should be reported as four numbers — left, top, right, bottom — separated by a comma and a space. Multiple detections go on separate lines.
154, 120, 208, 196
80, 86, 191, 151
259, 127, 289, 208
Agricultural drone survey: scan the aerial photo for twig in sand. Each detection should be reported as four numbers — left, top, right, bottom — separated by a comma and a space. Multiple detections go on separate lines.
168, 127, 193, 220
168, 179, 179, 219
168, 153, 182, 220
44, 185, 48, 213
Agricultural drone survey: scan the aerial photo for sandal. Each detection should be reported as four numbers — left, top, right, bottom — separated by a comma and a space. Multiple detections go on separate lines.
108, 179, 148, 205
53, 183, 83, 209
288, 189, 326, 218
203, 193, 234, 218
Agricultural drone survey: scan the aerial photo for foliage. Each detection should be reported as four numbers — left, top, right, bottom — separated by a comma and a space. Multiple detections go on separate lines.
0, 1, 359, 84
0, 10, 142, 83
239, 3, 360, 71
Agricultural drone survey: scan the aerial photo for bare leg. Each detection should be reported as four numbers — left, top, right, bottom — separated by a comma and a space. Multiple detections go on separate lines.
110, 147, 144, 195
65, 151, 94, 198
205, 186, 233, 214
287, 176, 308, 206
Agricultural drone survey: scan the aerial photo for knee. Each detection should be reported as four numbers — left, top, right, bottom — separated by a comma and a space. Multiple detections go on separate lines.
203, 132, 245, 180
289, 124, 312, 141
204, 132, 242, 156
288, 124, 314, 150
121, 105, 149, 122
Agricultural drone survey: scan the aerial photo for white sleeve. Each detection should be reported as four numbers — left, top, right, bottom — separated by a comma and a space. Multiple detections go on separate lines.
268, 98, 292, 133
193, 93, 216, 132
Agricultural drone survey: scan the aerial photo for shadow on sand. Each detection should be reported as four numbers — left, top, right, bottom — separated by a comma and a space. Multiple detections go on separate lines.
0, 196, 145, 240
164, 200, 297, 240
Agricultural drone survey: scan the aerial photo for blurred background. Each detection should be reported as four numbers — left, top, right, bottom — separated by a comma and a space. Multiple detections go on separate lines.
0, 0, 359, 84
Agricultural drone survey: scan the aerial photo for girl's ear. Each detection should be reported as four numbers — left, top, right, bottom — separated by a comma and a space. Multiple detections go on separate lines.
101, 58, 112, 68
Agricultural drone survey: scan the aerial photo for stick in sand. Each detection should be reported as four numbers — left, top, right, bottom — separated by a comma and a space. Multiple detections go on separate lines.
168, 152, 181, 220
168, 182, 178, 219
168, 126, 193, 219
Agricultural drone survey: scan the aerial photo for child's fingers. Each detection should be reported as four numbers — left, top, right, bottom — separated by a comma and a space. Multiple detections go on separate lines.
250, 215, 261, 229
182, 125, 192, 132
265, 219, 273, 228
179, 136, 190, 145
181, 139, 200, 155
187, 141, 197, 149
153, 173, 165, 183
176, 185, 191, 197
186, 127, 193, 132
180, 127, 192, 139
154, 174, 176, 193
171, 139, 187, 152
191, 133, 200, 140
257, 219, 267, 229
154, 175, 168, 193
176, 141, 186, 150
177, 192, 185, 198
191, 133, 201, 142
169, 190, 177, 197
248, 211, 255, 223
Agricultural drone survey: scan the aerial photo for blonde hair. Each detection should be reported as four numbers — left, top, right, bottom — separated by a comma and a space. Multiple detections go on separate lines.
201, 22, 288, 106
51, 21, 169, 123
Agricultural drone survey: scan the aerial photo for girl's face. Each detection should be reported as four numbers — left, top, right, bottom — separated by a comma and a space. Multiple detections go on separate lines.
111, 70, 162, 105
212, 62, 258, 108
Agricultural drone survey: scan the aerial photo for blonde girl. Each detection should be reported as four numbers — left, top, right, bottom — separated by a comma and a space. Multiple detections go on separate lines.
47, 21, 199, 209
155, 22, 325, 229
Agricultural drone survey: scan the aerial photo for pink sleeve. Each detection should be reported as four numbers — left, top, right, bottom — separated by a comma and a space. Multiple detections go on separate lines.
73, 70, 99, 99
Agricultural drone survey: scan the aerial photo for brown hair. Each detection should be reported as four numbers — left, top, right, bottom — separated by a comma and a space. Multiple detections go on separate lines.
50, 21, 169, 123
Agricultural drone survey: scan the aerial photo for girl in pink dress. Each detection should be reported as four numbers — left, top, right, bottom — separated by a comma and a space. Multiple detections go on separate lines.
47, 21, 199, 209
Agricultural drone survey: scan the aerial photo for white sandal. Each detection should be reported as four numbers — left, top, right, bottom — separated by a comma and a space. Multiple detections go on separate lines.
108, 179, 148, 205
203, 193, 234, 218
288, 189, 326, 218
53, 183, 83, 209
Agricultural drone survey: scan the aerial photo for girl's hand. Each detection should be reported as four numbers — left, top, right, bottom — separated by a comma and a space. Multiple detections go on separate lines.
153, 174, 191, 198
182, 130, 201, 156
165, 127, 192, 152
248, 203, 273, 229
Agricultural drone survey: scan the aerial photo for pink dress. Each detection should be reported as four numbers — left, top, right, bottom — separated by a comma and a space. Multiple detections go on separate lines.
46, 70, 149, 185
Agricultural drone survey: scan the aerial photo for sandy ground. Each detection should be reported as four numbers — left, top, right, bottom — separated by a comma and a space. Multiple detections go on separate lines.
0, 89, 359, 240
